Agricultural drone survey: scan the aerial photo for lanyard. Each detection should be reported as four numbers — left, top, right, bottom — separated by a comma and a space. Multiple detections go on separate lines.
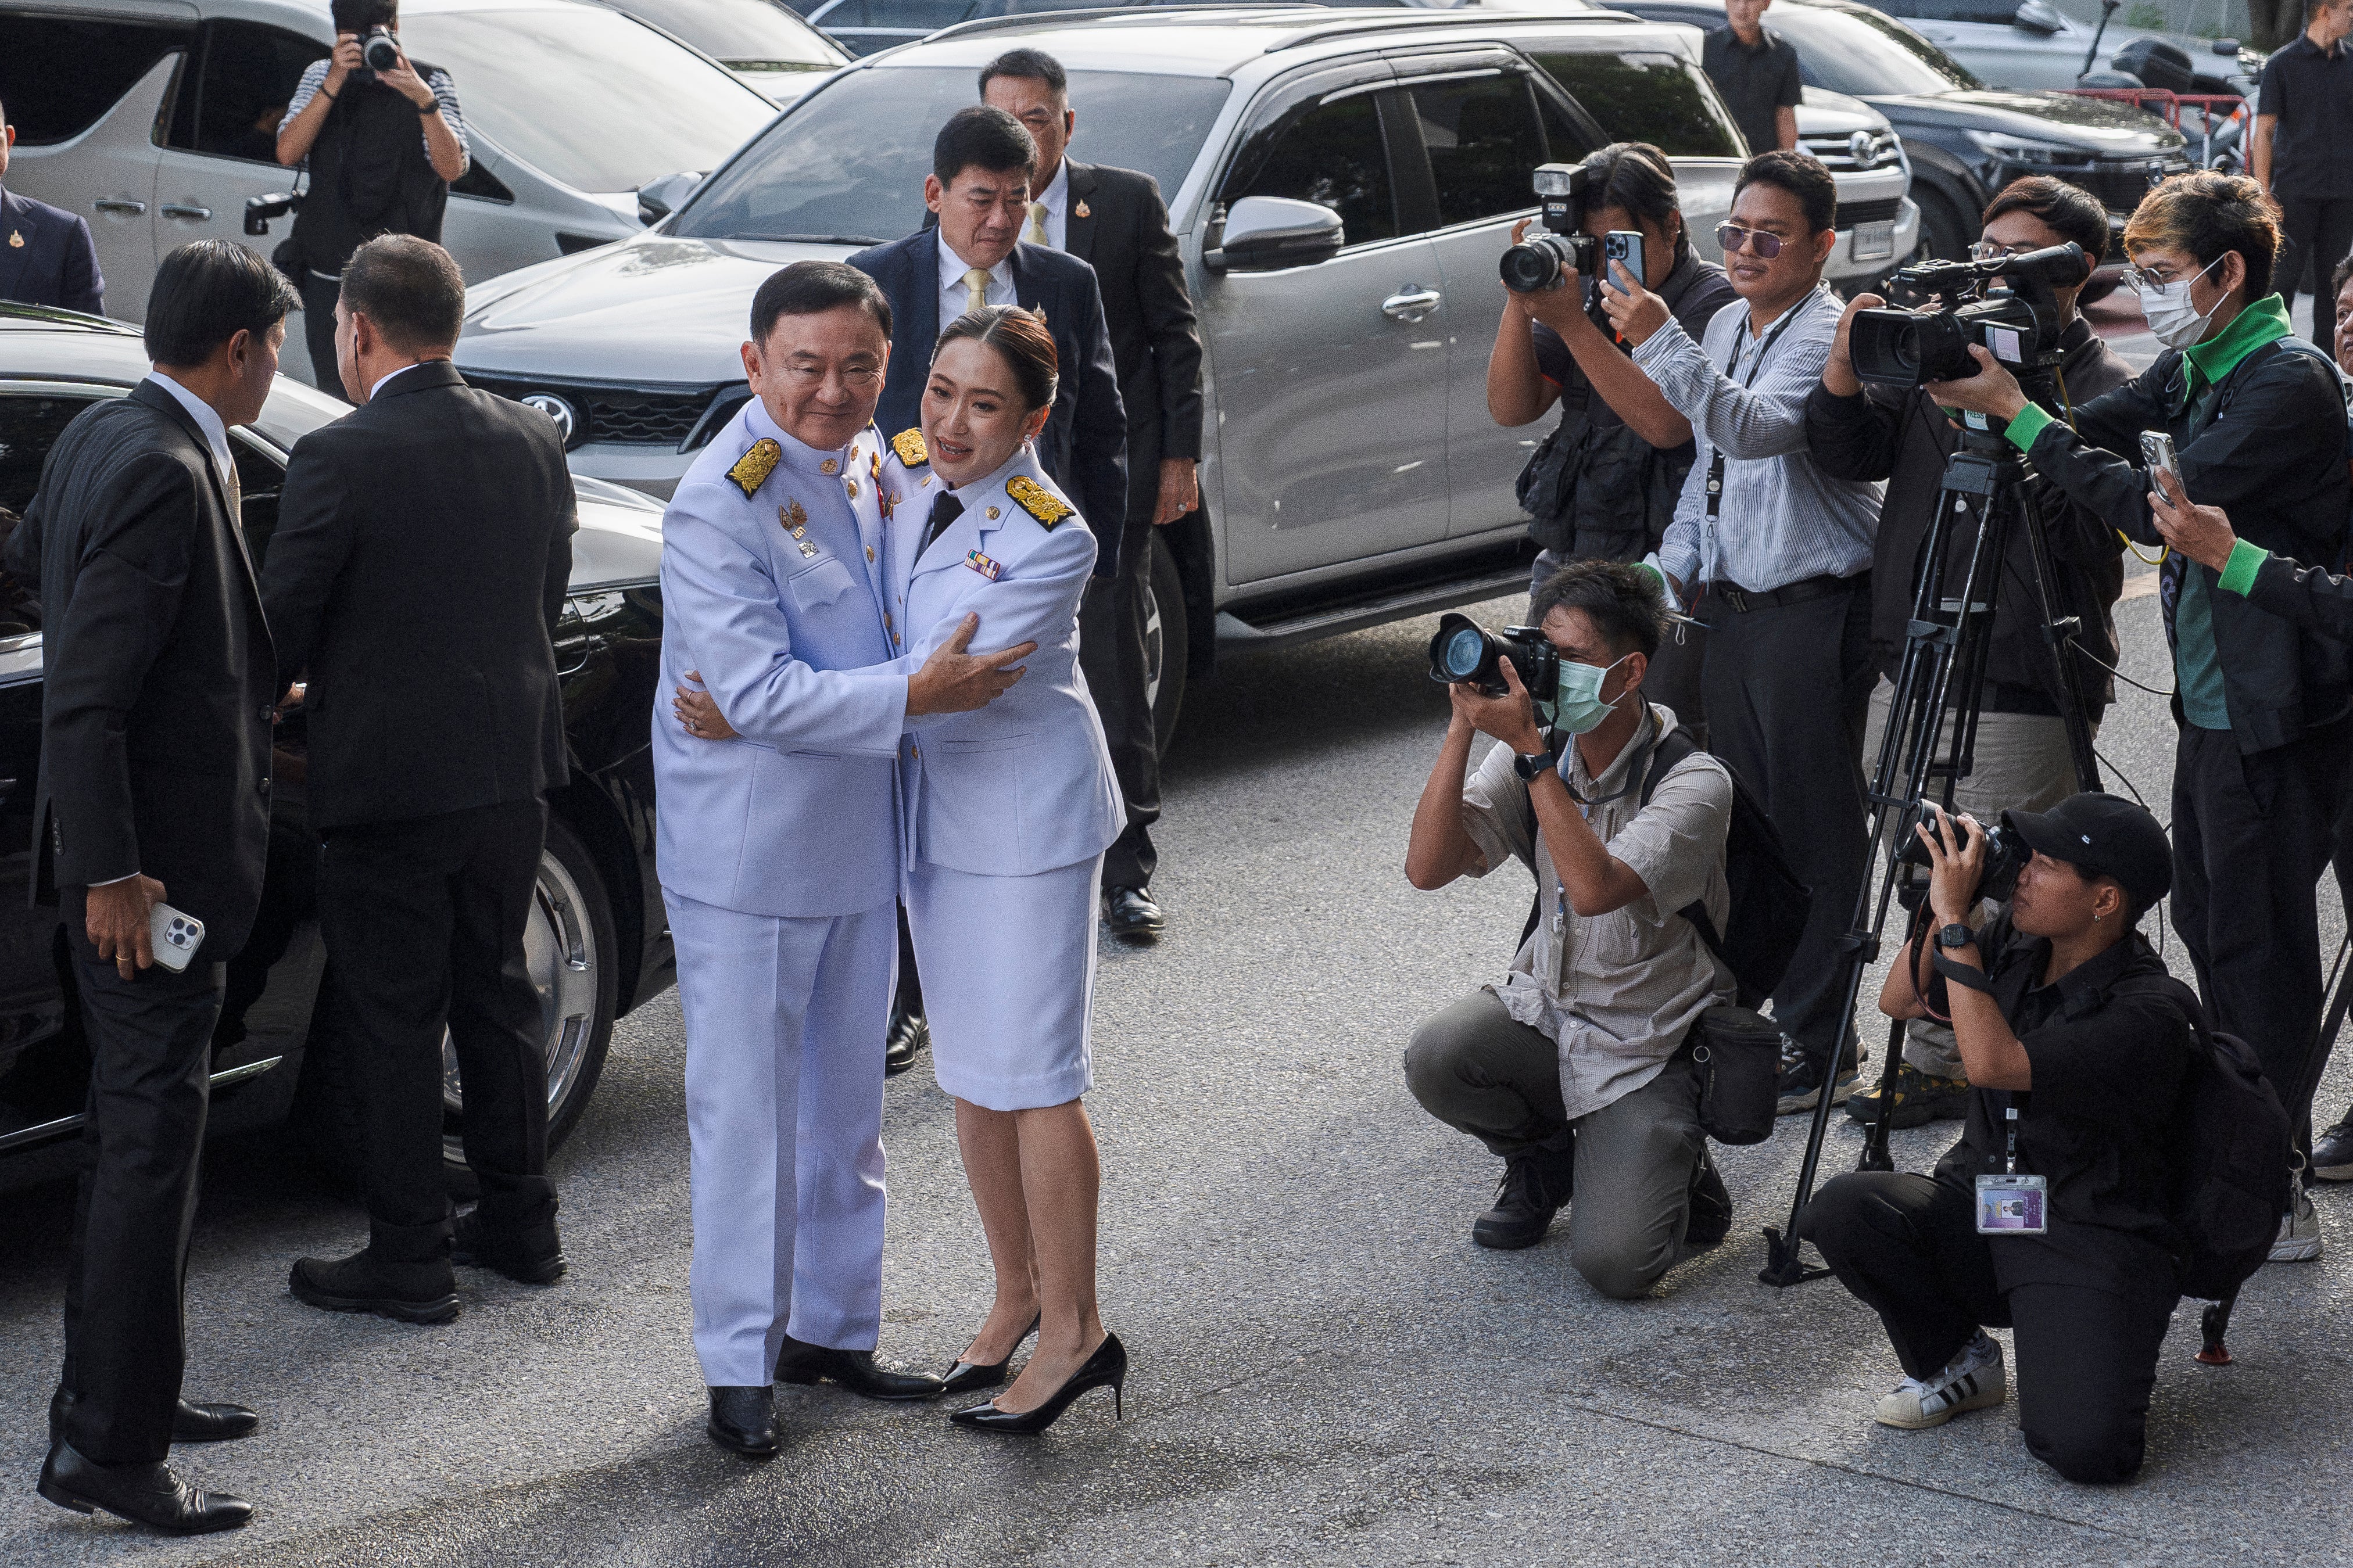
1700, 297, 1809, 575
2003, 1103, 2021, 1176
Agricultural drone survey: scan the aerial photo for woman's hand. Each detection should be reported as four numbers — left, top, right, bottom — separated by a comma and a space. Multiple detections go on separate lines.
673, 673, 739, 741
1914, 806, 1986, 928
2148, 465, 2237, 573
1921, 345, 2029, 424
1598, 261, 1671, 346
1449, 657, 1546, 756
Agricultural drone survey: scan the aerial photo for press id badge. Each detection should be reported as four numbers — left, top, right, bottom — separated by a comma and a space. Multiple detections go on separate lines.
1976, 1103, 2046, 1234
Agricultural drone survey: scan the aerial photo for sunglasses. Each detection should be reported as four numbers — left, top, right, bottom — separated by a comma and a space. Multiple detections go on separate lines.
1715, 222, 1786, 259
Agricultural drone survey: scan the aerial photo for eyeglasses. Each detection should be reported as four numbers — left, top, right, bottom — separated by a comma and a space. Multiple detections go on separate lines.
1968, 239, 2032, 261
1714, 223, 1785, 259
777, 364, 883, 389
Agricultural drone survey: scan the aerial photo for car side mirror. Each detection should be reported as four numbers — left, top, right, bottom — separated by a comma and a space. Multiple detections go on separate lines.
636, 170, 703, 227
1205, 196, 1344, 274
244, 192, 300, 237
2014, 0, 2064, 33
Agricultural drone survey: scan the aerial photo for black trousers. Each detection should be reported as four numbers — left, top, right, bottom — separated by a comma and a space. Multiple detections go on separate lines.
317, 799, 553, 1256
1702, 575, 1876, 1061
56, 888, 227, 1466
1800, 1171, 2176, 1485
1077, 514, 1163, 891
2276, 195, 2353, 346
301, 271, 353, 403
2172, 722, 2350, 1144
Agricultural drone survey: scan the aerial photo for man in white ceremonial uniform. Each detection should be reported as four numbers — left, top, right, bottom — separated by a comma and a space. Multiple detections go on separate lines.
651, 261, 1036, 1458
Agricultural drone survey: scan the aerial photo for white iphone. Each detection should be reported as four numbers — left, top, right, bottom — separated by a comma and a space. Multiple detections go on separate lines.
149, 902, 206, 973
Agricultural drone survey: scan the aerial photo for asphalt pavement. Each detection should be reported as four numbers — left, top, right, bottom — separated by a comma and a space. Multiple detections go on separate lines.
9, 329, 2353, 1564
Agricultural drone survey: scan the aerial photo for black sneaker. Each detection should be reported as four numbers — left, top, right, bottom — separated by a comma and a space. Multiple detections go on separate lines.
1473, 1152, 1570, 1250
2313, 1115, 2353, 1182
1846, 1061, 1972, 1129
1775, 1036, 1861, 1117
1685, 1149, 1732, 1248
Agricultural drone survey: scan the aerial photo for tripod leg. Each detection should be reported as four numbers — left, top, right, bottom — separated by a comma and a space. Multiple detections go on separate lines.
1856, 1014, 1908, 1174
2016, 486, 2103, 793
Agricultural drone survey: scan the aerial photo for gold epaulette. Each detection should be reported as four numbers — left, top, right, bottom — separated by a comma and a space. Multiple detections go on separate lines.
726, 437, 781, 497
891, 428, 928, 468
1006, 474, 1074, 529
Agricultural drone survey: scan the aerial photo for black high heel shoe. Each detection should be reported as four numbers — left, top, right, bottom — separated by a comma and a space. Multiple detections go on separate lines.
948, 1331, 1126, 1434
939, 1314, 1041, 1397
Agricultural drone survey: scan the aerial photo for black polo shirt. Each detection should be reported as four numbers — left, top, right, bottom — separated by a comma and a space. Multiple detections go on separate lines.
1701, 24, 1803, 158
2256, 34, 2353, 199
1928, 914, 2200, 1298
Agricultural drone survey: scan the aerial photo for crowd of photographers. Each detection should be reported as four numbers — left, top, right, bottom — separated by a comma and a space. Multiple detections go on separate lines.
1414, 139, 2353, 1485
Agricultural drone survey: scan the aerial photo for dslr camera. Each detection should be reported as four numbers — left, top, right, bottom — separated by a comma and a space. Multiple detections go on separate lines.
1498, 163, 1595, 295
1896, 808, 2028, 904
360, 24, 402, 75
1428, 612, 1560, 705
1848, 242, 2089, 390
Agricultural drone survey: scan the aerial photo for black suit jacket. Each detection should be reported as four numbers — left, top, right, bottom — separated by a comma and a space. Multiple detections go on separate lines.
0, 185, 105, 315
849, 231, 1127, 575
263, 361, 576, 829
1061, 159, 1203, 531
5, 382, 274, 949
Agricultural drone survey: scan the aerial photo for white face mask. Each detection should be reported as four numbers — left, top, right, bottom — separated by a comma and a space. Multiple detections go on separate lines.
2135, 254, 2225, 350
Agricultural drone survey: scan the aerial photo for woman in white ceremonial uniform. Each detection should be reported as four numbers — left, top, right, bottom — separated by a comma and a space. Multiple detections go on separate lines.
680, 306, 1127, 1435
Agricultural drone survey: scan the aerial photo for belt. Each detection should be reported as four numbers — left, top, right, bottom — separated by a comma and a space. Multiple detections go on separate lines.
1707, 571, 1868, 614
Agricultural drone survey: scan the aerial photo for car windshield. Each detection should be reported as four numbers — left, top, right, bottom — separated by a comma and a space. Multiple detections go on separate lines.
1772, 5, 1983, 95
611, 0, 844, 68
399, 8, 778, 193
675, 66, 1231, 243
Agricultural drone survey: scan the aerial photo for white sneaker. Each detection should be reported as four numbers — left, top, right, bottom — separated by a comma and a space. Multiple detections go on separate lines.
2268, 1184, 2322, 1263
1873, 1332, 2007, 1430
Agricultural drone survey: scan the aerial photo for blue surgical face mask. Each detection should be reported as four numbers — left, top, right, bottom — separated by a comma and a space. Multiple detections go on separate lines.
1552, 652, 1631, 735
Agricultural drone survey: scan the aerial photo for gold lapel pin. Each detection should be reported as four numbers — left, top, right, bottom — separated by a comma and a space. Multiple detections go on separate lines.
1075, 200, 1090, 219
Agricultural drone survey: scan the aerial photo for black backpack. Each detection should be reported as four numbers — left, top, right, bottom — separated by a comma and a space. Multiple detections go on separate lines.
1517, 724, 1811, 1009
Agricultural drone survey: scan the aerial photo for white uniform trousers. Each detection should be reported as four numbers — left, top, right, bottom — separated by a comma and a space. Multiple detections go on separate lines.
664, 887, 897, 1388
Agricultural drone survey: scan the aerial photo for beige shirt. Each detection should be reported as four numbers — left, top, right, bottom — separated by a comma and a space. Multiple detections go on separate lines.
1459, 703, 1736, 1121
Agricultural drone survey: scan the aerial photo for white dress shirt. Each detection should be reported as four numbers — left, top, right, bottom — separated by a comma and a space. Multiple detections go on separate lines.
142, 371, 235, 492
368, 360, 434, 401
1027, 160, 1069, 252
935, 230, 1013, 328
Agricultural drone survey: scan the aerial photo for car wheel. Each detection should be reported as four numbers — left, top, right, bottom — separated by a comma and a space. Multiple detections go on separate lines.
1914, 186, 1974, 263
1143, 528, 1189, 756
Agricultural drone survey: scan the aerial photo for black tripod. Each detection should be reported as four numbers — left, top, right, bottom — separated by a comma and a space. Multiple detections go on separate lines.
1759, 417, 2103, 1287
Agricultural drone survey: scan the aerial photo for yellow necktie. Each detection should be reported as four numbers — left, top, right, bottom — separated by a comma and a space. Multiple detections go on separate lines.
1027, 202, 1049, 245
963, 267, 990, 316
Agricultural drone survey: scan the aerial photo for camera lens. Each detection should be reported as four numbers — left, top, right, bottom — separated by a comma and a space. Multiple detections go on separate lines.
1440, 625, 1489, 682
1498, 242, 1564, 295
363, 27, 400, 71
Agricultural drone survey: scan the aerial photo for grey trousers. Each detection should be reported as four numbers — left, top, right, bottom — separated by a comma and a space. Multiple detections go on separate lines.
1531, 548, 1707, 743
1404, 989, 1706, 1299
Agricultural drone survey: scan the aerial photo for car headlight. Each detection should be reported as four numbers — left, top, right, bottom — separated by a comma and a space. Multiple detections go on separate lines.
1965, 131, 2091, 169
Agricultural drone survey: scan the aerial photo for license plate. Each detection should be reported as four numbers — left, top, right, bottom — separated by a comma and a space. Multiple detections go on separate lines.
1852, 221, 1895, 262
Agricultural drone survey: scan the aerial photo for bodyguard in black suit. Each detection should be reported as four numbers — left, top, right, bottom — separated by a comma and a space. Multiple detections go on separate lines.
264, 235, 577, 1322
982, 51, 1206, 936
1, 98, 106, 314
10, 241, 297, 1535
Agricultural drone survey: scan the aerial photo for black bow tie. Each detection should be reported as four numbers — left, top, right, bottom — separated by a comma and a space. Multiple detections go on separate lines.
921, 491, 965, 559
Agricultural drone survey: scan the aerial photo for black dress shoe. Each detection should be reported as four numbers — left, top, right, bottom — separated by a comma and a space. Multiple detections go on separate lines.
289, 1249, 459, 1324
775, 1335, 945, 1401
884, 1000, 930, 1077
949, 1332, 1127, 1434
37, 1443, 252, 1534
705, 1386, 779, 1458
938, 1314, 1041, 1397
453, 1207, 567, 1285
1102, 885, 1165, 941
49, 1388, 258, 1447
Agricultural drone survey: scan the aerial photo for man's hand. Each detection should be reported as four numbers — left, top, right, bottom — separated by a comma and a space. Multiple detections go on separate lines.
325, 33, 362, 94
1448, 656, 1546, 755
87, 875, 166, 981
1922, 345, 2029, 423
1914, 806, 1986, 928
1598, 260, 1671, 346
673, 671, 738, 740
1824, 292, 1885, 399
1152, 458, 1199, 527
2148, 465, 2237, 573
379, 45, 437, 109
906, 613, 1037, 716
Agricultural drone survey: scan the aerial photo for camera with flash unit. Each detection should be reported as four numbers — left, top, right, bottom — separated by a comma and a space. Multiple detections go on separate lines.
1498, 163, 1596, 295
1847, 243, 2089, 390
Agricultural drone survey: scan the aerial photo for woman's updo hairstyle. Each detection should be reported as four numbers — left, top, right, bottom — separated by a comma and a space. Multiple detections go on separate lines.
936, 304, 1059, 412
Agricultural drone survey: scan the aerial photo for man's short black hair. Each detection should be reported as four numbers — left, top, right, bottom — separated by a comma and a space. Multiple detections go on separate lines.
144, 240, 300, 369
331, 0, 397, 32
1734, 149, 1837, 236
978, 48, 1067, 99
339, 234, 465, 352
1529, 559, 1665, 661
750, 261, 893, 346
2333, 249, 2353, 310
933, 105, 1035, 188
1982, 175, 2109, 266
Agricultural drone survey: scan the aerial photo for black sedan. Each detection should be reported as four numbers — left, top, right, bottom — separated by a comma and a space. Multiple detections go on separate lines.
0, 304, 674, 1191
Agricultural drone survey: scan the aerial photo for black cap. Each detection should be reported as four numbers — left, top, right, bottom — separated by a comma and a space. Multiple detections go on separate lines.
2000, 792, 2172, 915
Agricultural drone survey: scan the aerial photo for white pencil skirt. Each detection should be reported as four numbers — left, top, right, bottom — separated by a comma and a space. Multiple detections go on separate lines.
905, 852, 1103, 1111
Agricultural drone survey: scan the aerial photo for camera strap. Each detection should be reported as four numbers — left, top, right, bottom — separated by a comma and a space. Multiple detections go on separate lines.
1701, 304, 1807, 579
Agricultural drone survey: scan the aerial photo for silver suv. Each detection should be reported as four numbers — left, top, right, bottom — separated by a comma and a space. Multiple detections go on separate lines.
454, 6, 1914, 735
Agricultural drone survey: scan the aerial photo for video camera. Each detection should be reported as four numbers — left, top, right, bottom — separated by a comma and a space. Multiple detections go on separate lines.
1848, 243, 2089, 391
1498, 164, 1595, 295
1428, 612, 1560, 706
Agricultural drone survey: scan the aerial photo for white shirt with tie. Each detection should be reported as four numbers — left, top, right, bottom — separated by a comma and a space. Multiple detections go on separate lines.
1027, 161, 1069, 252
934, 231, 1013, 329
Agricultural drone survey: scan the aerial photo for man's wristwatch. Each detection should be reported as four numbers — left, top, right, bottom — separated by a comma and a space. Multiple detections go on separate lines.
1513, 746, 1559, 783
1936, 922, 1978, 952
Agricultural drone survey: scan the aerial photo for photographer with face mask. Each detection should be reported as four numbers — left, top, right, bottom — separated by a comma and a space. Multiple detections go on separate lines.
1927, 171, 2352, 1264
1402, 562, 1736, 1297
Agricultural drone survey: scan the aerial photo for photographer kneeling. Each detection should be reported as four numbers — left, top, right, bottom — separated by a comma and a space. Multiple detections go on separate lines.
1488, 143, 1735, 733
1799, 798, 2193, 1484
1403, 562, 1735, 1296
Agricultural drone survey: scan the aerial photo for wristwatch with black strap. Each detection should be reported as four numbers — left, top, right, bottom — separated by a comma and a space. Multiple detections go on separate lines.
1936, 922, 1978, 951
1513, 745, 1558, 783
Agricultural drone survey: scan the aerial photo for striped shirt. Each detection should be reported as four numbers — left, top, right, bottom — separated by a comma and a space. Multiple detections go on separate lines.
1638, 282, 1881, 595
285, 59, 470, 177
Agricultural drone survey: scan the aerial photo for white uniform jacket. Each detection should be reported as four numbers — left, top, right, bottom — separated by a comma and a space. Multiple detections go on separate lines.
654, 402, 907, 916
880, 436, 1122, 878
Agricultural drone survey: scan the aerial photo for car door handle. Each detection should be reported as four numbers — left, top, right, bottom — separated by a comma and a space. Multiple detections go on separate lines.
1381, 285, 1443, 322
161, 203, 214, 221
94, 198, 148, 214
